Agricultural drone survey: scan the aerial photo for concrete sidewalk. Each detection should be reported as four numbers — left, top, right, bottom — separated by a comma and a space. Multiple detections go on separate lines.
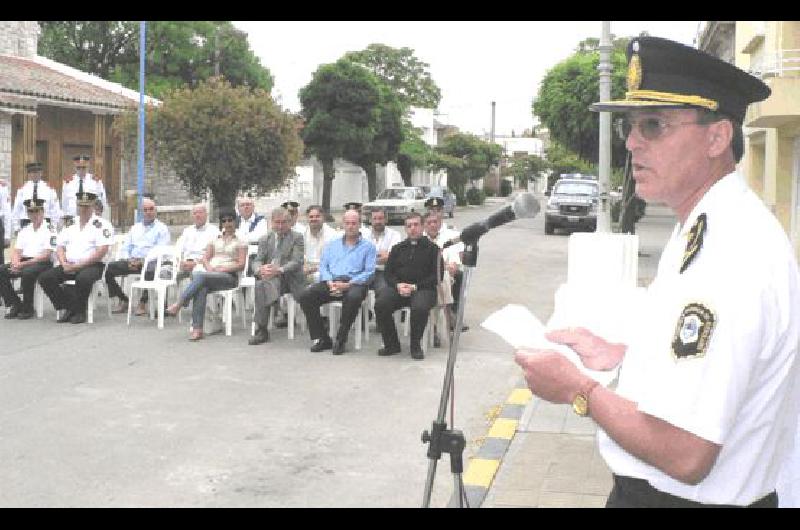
478, 203, 677, 508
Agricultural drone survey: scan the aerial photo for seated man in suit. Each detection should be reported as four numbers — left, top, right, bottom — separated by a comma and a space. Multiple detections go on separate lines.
375, 212, 442, 360
249, 207, 305, 345
298, 209, 375, 355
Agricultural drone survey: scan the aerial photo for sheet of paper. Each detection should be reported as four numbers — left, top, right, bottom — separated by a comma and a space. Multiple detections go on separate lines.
482, 304, 618, 386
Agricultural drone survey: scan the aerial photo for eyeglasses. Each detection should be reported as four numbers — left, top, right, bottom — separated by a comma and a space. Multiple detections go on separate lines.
615, 116, 703, 142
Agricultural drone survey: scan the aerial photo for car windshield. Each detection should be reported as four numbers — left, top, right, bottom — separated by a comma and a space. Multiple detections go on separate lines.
554, 182, 598, 196
378, 188, 416, 200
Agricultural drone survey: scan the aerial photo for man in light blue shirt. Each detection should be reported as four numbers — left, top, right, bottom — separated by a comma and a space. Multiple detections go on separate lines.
106, 197, 171, 315
298, 209, 375, 355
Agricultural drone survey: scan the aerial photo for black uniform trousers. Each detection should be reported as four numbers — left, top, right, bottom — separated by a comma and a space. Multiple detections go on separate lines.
374, 286, 437, 349
38, 262, 104, 314
607, 475, 778, 508
104, 259, 156, 302
299, 281, 368, 343
0, 260, 52, 310
0, 219, 5, 265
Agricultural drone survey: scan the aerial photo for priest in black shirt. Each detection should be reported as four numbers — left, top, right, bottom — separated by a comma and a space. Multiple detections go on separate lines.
375, 212, 443, 360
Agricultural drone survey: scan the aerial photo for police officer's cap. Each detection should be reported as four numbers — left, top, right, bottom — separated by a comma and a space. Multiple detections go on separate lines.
75, 178, 97, 206
343, 202, 362, 211
26, 161, 43, 173
590, 36, 771, 123
73, 154, 91, 166
23, 197, 46, 210
425, 196, 445, 209
281, 200, 300, 211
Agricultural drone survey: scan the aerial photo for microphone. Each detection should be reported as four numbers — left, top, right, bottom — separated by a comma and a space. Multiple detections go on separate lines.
442, 193, 541, 248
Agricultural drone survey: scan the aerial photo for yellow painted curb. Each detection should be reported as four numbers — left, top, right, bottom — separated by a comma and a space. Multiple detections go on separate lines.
463, 458, 501, 488
507, 388, 533, 405
487, 418, 518, 440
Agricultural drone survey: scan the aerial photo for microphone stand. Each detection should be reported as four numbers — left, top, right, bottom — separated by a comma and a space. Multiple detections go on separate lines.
421, 238, 479, 508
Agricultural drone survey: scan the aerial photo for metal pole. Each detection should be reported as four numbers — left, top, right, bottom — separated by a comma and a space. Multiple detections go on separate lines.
597, 21, 612, 233
136, 21, 146, 223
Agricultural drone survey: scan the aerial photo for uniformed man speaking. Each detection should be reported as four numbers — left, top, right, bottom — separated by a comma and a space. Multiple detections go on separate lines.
515, 37, 800, 507
38, 181, 113, 324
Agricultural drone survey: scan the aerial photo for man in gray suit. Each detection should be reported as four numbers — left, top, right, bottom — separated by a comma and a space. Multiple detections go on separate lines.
249, 208, 305, 345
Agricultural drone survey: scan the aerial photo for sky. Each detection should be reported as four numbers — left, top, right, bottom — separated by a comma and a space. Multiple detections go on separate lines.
233, 21, 701, 137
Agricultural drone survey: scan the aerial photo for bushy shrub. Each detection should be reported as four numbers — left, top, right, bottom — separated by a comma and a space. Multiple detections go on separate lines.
466, 187, 486, 205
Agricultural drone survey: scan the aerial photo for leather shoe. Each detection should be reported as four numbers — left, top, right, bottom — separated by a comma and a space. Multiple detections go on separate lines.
248, 328, 270, 345
332, 339, 346, 355
310, 337, 333, 352
378, 346, 401, 356
57, 310, 75, 323
4, 305, 20, 319
70, 312, 87, 324
410, 344, 425, 360
111, 299, 129, 314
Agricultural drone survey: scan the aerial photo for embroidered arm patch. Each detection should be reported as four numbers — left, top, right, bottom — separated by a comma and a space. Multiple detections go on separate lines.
671, 302, 716, 360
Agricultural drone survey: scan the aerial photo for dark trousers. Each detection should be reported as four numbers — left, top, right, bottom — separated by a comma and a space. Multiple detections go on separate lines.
0, 260, 52, 310
606, 475, 778, 508
38, 262, 104, 314
105, 259, 155, 302
374, 286, 436, 349
451, 269, 463, 312
0, 220, 5, 265
299, 281, 368, 342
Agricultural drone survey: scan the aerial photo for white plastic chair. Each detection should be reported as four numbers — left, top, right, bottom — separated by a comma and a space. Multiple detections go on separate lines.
126, 244, 179, 329
239, 244, 259, 311
251, 292, 304, 339
400, 304, 449, 349
324, 297, 369, 350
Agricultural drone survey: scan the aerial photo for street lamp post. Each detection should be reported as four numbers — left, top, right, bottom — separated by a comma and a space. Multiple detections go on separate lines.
597, 21, 613, 232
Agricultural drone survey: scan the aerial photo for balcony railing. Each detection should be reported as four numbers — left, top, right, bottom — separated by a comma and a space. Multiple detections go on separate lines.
749, 49, 800, 78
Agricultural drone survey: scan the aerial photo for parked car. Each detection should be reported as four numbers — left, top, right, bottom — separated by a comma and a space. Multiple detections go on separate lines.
361, 186, 427, 225
419, 185, 456, 218
544, 178, 600, 234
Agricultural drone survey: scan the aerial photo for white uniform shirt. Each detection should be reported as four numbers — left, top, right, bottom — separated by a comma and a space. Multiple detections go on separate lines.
57, 214, 114, 264
306, 223, 341, 265
61, 174, 107, 218
0, 180, 10, 236
236, 214, 270, 244
426, 226, 464, 266
597, 172, 800, 505
12, 180, 61, 232
177, 222, 220, 261
15, 222, 56, 259
361, 225, 402, 270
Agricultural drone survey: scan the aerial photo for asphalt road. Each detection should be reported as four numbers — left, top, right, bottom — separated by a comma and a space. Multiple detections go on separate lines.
0, 193, 575, 507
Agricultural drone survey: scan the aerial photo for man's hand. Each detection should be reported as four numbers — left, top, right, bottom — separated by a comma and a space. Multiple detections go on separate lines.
128, 258, 143, 272
397, 283, 413, 297
514, 348, 589, 404
260, 263, 280, 279
545, 327, 626, 371
446, 262, 459, 276
62, 262, 79, 274
332, 280, 350, 292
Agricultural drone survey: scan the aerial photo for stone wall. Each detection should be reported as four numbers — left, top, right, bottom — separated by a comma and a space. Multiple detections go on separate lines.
120, 155, 197, 228
0, 21, 40, 58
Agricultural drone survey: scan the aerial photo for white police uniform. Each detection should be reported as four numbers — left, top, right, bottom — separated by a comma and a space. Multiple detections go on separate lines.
61, 174, 107, 219
598, 172, 800, 505
57, 214, 114, 264
15, 220, 57, 259
12, 181, 61, 232
177, 222, 220, 261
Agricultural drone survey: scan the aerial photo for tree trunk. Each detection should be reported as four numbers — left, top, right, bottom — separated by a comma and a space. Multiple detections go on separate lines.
363, 162, 377, 201
321, 157, 334, 216
212, 183, 238, 217
619, 153, 637, 234
397, 155, 413, 186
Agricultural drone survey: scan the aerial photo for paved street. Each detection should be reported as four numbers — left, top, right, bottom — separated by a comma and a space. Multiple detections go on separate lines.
0, 194, 563, 507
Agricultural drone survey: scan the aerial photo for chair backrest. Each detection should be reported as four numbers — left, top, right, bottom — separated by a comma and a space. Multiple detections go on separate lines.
142, 244, 181, 283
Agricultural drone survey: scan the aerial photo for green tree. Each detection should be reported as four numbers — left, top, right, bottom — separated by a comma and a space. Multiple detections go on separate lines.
396, 127, 437, 186
433, 133, 502, 205
532, 36, 628, 166
113, 77, 302, 210
343, 43, 442, 109
38, 21, 273, 99
501, 154, 550, 189
543, 142, 597, 191
299, 59, 384, 212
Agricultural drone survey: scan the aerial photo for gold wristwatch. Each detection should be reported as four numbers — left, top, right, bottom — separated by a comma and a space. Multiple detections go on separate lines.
572, 380, 600, 417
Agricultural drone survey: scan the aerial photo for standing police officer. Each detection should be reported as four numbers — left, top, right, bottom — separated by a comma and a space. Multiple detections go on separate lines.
515, 37, 800, 508
11, 162, 61, 233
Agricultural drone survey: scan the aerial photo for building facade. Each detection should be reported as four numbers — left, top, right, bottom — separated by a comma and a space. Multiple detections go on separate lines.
699, 21, 800, 261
